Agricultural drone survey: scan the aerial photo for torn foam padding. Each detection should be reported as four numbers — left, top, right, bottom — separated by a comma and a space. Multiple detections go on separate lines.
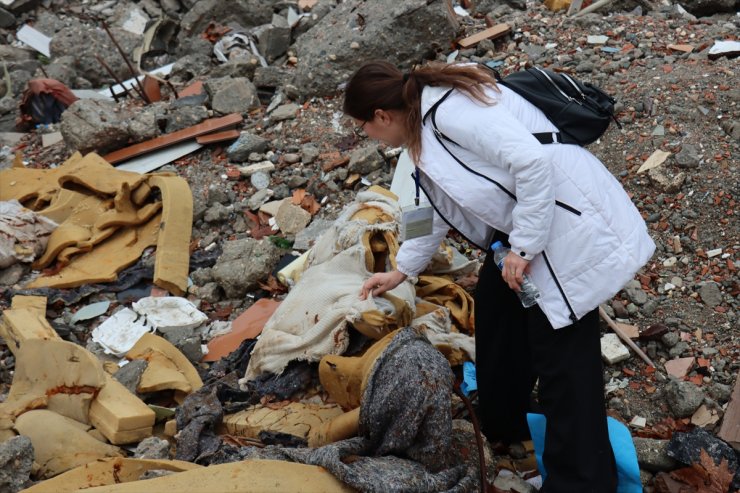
0, 152, 83, 209
147, 175, 193, 296
242, 189, 413, 383
416, 275, 475, 335
0, 200, 58, 268
1, 302, 60, 355
25, 211, 161, 290
127, 333, 203, 394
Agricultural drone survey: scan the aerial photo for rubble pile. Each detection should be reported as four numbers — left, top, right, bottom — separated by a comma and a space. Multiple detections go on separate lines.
0, 0, 738, 491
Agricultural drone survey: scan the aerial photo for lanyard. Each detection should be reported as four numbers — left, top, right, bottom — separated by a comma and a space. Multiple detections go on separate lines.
414, 167, 420, 206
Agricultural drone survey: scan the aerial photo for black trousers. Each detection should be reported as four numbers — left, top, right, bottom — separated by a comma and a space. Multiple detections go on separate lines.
474, 241, 617, 493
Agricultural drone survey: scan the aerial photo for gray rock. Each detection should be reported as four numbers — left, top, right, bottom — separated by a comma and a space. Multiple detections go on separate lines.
204, 203, 231, 223
170, 53, 212, 82
348, 144, 384, 174
283, 153, 301, 165
197, 282, 222, 304
668, 341, 690, 358
178, 0, 273, 38
648, 167, 686, 193
164, 105, 209, 133
275, 201, 312, 235
294, 219, 333, 251
61, 99, 132, 154
126, 104, 164, 142
624, 282, 648, 306
292, 0, 455, 97
639, 469, 653, 488
698, 282, 722, 307
254, 15, 291, 62
35, 56, 77, 88
287, 175, 309, 188
253, 66, 291, 89
576, 61, 595, 73
8, 69, 32, 98
664, 380, 704, 418
270, 103, 301, 122
190, 267, 214, 285
707, 382, 732, 403
721, 120, 740, 141
301, 144, 320, 164
134, 437, 170, 460
113, 359, 148, 396
0, 435, 33, 493
675, 144, 700, 168
0, 264, 26, 286
206, 77, 260, 115
50, 25, 141, 86
210, 61, 259, 80
207, 185, 230, 206
250, 171, 271, 190
0, 7, 16, 28
493, 473, 535, 492
248, 189, 274, 210
162, 330, 203, 364
0, 46, 33, 64
661, 331, 680, 348
633, 437, 678, 472
212, 238, 281, 298
227, 132, 269, 162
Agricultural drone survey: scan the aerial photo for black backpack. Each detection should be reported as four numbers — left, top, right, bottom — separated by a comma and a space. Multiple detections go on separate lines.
493, 66, 620, 146
423, 66, 620, 147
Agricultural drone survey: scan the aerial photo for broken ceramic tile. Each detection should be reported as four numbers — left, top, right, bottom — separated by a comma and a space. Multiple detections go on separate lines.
92, 308, 153, 356
132, 296, 207, 333
70, 301, 111, 325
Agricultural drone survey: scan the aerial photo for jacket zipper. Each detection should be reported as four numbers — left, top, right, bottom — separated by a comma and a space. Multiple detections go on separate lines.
414, 174, 488, 251
542, 251, 578, 323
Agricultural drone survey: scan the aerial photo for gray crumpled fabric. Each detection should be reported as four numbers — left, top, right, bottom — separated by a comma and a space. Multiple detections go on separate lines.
244, 326, 479, 493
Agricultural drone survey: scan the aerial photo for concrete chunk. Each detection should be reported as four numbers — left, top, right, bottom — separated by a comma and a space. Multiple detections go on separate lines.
600, 333, 630, 364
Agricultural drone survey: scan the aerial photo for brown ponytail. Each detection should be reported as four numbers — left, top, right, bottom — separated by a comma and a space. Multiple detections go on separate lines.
343, 61, 499, 163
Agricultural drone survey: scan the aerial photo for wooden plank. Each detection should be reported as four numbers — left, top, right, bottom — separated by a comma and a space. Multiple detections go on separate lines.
718, 376, 740, 447
196, 129, 240, 145
103, 113, 242, 164
457, 23, 510, 49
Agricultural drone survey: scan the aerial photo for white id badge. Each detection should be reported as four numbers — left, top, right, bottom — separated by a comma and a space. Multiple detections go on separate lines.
400, 204, 434, 241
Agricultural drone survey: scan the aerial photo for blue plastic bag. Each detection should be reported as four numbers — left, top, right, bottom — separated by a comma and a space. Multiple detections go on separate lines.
460, 361, 477, 396
526, 413, 642, 493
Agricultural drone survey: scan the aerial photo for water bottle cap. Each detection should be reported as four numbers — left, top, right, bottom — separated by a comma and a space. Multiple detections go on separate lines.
491, 241, 502, 249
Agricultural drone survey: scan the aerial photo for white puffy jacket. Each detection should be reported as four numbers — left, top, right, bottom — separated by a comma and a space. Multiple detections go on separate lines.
395, 84, 656, 329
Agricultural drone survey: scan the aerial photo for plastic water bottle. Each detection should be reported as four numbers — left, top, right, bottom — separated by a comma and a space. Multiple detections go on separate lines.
491, 241, 541, 308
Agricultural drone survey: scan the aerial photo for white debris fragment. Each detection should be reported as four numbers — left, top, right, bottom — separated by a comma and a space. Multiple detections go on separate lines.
600, 333, 630, 364
706, 248, 722, 258
630, 416, 647, 428
92, 308, 153, 356
132, 296, 208, 333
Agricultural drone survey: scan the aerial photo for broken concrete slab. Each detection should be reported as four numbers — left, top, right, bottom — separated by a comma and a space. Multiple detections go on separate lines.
226, 132, 269, 163
78, 459, 355, 492
0, 435, 33, 493
238, 160, 275, 177
211, 238, 281, 299
205, 77, 260, 115
270, 103, 301, 122
22, 457, 199, 493
89, 375, 155, 445
14, 410, 122, 478
636, 149, 671, 174
275, 200, 312, 235
203, 298, 281, 362
60, 99, 134, 155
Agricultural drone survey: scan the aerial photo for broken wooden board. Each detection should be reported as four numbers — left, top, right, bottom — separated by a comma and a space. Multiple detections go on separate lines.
103, 114, 243, 164
14, 410, 122, 479
718, 375, 740, 449
458, 23, 511, 48
196, 129, 240, 145
22, 458, 200, 493
148, 175, 192, 296
89, 375, 156, 445
79, 459, 355, 492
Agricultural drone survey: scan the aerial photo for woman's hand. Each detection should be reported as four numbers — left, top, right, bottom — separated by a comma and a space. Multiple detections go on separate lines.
501, 252, 530, 292
359, 270, 408, 300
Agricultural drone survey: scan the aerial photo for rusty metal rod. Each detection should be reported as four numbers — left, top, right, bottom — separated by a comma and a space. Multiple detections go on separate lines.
101, 21, 151, 104
453, 384, 490, 493
95, 55, 130, 102
599, 306, 657, 368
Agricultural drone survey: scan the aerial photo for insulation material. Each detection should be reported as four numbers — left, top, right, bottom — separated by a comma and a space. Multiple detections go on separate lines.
415, 275, 475, 334
242, 189, 416, 382
221, 402, 345, 440
0, 200, 57, 268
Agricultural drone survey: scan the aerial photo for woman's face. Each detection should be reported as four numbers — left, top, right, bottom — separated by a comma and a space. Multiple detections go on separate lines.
353, 109, 408, 148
